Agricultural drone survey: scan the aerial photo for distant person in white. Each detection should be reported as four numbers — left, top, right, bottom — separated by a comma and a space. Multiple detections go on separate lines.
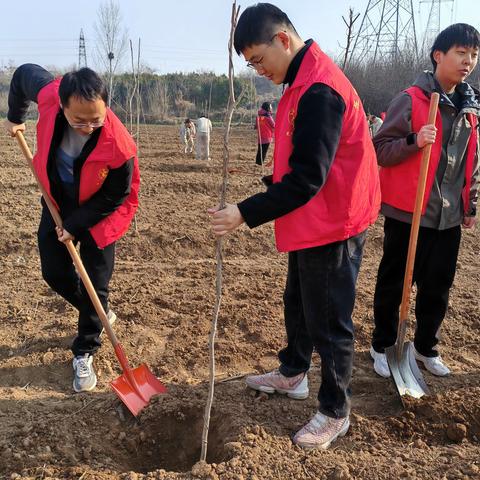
195, 115, 212, 160
180, 118, 196, 154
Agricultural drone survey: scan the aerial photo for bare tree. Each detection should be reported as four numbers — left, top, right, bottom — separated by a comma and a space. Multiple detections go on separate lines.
94, 0, 128, 107
128, 38, 141, 137
207, 77, 213, 118
148, 79, 169, 121
346, 45, 429, 114
340, 7, 360, 71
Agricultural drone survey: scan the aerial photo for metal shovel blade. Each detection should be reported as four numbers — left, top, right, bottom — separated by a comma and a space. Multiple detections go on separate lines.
111, 364, 168, 417
385, 341, 429, 400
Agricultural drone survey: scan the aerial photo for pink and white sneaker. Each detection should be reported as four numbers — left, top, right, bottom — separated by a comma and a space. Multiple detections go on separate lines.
293, 411, 350, 449
245, 370, 309, 400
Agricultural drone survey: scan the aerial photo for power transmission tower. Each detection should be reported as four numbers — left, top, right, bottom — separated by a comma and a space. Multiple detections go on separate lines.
78, 29, 87, 68
349, 0, 418, 65
420, 0, 455, 51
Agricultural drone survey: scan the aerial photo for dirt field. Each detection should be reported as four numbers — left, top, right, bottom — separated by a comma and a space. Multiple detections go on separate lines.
0, 124, 479, 480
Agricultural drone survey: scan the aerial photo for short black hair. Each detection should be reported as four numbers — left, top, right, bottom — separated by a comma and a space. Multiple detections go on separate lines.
234, 3, 298, 55
261, 101, 272, 111
59, 68, 108, 107
430, 23, 480, 71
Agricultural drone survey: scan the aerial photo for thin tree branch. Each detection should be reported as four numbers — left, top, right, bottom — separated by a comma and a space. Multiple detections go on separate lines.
200, 0, 240, 464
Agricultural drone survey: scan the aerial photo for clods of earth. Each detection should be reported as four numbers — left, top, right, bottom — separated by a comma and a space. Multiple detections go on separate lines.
0, 126, 479, 479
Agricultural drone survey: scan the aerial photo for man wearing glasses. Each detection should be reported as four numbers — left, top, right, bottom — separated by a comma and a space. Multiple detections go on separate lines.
209, 3, 380, 449
5, 64, 139, 394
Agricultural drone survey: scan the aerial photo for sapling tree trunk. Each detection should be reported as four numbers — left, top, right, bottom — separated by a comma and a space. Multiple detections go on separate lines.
200, 0, 240, 463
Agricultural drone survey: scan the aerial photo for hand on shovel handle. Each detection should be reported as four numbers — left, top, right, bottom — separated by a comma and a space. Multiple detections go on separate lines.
398, 92, 440, 328
14, 131, 166, 416
16, 133, 115, 340
385, 92, 439, 402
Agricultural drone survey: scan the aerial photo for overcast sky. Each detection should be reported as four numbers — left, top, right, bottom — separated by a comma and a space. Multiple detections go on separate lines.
1, 0, 479, 74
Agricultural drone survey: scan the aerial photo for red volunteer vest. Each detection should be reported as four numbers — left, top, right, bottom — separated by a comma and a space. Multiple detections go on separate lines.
34, 79, 140, 248
272, 42, 380, 252
379, 86, 478, 214
257, 114, 274, 143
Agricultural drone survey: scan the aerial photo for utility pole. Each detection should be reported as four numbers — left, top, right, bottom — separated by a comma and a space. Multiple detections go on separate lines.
78, 29, 87, 68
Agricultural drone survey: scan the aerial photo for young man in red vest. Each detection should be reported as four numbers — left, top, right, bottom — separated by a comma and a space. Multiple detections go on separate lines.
370, 24, 480, 379
209, 3, 380, 449
5, 64, 140, 393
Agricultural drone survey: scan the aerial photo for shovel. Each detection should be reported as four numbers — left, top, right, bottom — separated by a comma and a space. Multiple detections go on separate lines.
15, 131, 167, 416
385, 92, 440, 401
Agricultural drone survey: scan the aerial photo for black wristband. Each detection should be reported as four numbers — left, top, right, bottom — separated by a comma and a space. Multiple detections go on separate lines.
406, 132, 417, 146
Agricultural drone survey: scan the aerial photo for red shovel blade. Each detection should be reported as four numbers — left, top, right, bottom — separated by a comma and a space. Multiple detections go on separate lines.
111, 364, 167, 417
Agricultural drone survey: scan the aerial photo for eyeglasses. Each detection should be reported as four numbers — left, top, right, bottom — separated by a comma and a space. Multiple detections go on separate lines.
246, 33, 280, 70
68, 121, 104, 129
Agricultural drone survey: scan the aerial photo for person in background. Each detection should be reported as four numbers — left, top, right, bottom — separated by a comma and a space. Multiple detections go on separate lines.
5, 64, 140, 393
367, 113, 383, 138
370, 23, 480, 379
180, 118, 196, 154
195, 115, 212, 161
255, 101, 275, 165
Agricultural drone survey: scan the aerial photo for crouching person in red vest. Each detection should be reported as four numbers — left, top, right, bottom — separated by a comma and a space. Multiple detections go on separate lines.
208, 4, 380, 449
370, 24, 480, 379
5, 64, 140, 393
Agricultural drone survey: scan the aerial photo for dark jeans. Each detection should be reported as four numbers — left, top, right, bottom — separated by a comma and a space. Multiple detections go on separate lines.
372, 217, 461, 357
37, 207, 115, 356
255, 143, 270, 165
278, 230, 367, 419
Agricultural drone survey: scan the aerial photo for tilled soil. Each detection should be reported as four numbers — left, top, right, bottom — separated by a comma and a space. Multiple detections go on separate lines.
0, 125, 479, 480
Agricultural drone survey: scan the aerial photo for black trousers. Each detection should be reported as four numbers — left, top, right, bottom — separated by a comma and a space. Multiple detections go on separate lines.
372, 217, 461, 357
278, 231, 366, 419
255, 143, 270, 165
37, 207, 115, 356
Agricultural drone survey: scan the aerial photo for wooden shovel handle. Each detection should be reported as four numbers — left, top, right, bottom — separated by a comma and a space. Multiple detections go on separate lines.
14, 131, 121, 351
16, 131, 63, 228
399, 92, 440, 323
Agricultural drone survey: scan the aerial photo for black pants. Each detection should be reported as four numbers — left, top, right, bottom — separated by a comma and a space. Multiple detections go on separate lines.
372, 217, 461, 357
255, 143, 270, 165
278, 231, 366, 419
37, 207, 115, 356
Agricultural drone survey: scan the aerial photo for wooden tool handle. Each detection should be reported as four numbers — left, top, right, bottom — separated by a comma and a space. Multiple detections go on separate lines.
399, 92, 440, 323
16, 131, 63, 228
15, 131, 121, 350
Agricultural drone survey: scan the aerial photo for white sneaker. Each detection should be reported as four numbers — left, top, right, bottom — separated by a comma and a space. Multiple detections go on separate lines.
100, 310, 116, 337
73, 354, 97, 392
413, 347, 450, 376
370, 347, 391, 378
245, 370, 309, 400
293, 411, 350, 449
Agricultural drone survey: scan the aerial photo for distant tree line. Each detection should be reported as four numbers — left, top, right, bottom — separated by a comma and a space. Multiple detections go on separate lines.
0, 52, 478, 124
112, 70, 282, 124
0, 65, 281, 125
